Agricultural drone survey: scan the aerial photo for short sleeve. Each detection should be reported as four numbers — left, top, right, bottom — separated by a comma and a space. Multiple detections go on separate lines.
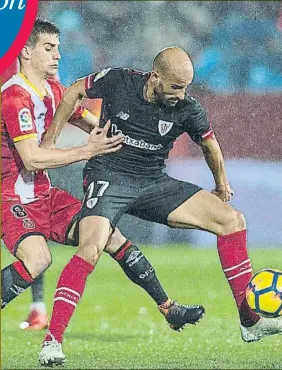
83, 68, 121, 99
2, 86, 37, 143
182, 96, 213, 144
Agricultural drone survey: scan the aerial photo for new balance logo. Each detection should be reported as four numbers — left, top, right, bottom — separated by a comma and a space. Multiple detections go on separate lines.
116, 111, 130, 121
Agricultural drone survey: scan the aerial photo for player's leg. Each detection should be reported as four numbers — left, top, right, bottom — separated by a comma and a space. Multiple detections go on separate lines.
66, 207, 185, 330
46, 215, 111, 340
31, 274, 45, 310
167, 190, 258, 322
132, 175, 280, 340
105, 228, 169, 305
20, 274, 48, 330
1, 235, 52, 309
66, 210, 171, 309
167, 189, 282, 340
66, 204, 170, 309
39, 184, 127, 366
67, 212, 202, 331
1, 201, 51, 309
105, 228, 203, 330
39, 215, 112, 367
30, 274, 46, 314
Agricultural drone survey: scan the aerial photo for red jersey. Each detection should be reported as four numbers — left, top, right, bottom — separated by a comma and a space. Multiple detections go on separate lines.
1, 72, 86, 204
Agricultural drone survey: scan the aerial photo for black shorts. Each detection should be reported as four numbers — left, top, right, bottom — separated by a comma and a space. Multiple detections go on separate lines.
81, 163, 202, 228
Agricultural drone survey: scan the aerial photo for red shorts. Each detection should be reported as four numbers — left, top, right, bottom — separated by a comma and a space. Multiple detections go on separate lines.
1, 187, 81, 255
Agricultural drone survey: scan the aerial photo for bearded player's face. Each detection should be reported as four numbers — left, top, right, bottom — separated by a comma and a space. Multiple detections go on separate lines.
30, 33, 61, 77
153, 74, 191, 107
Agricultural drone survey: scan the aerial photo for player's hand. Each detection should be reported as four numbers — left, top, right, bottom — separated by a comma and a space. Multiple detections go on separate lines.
211, 183, 234, 203
86, 120, 124, 157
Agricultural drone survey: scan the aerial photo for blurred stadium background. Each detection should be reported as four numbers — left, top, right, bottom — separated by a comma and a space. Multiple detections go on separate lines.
2, 1, 282, 247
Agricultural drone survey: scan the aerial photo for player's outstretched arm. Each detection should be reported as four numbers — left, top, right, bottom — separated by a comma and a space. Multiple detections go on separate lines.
15, 122, 123, 171
200, 136, 234, 202
41, 79, 87, 148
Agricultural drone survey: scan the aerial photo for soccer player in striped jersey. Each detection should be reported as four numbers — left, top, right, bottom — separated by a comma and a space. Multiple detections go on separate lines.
0, 17, 123, 313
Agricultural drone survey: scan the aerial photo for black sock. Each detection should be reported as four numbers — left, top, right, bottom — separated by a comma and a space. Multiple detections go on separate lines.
1, 261, 33, 309
111, 241, 168, 305
31, 273, 44, 302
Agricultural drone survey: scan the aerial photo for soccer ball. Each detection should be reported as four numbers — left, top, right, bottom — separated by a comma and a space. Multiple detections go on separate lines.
246, 268, 282, 318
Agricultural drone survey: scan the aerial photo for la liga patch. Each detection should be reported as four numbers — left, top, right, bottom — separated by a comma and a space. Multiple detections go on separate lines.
18, 107, 32, 131
0, 0, 38, 74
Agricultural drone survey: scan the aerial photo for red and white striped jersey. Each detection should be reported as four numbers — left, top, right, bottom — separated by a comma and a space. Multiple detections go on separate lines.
1, 72, 86, 204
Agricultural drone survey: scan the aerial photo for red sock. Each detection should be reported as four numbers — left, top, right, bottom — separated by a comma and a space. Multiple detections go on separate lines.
217, 230, 260, 327
44, 255, 94, 343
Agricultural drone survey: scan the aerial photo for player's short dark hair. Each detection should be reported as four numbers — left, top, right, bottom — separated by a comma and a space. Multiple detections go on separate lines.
26, 17, 60, 48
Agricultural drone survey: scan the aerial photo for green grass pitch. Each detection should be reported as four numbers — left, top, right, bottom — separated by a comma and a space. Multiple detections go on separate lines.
1, 244, 282, 369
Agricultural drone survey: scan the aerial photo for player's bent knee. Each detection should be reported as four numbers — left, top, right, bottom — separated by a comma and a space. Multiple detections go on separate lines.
219, 209, 246, 236
77, 243, 104, 265
105, 228, 127, 254
15, 235, 52, 278
78, 224, 109, 264
237, 211, 247, 230
21, 250, 52, 279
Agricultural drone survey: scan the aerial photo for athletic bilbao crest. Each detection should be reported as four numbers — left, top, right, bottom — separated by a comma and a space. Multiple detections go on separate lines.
0, 0, 38, 74
158, 120, 173, 136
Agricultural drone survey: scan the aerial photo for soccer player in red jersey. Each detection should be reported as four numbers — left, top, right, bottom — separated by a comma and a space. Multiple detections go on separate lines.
2, 19, 204, 340
39, 46, 282, 366
1, 58, 49, 331
0, 17, 123, 311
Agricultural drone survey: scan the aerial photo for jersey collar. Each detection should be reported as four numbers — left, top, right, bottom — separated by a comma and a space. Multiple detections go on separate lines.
18, 72, 45, 100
